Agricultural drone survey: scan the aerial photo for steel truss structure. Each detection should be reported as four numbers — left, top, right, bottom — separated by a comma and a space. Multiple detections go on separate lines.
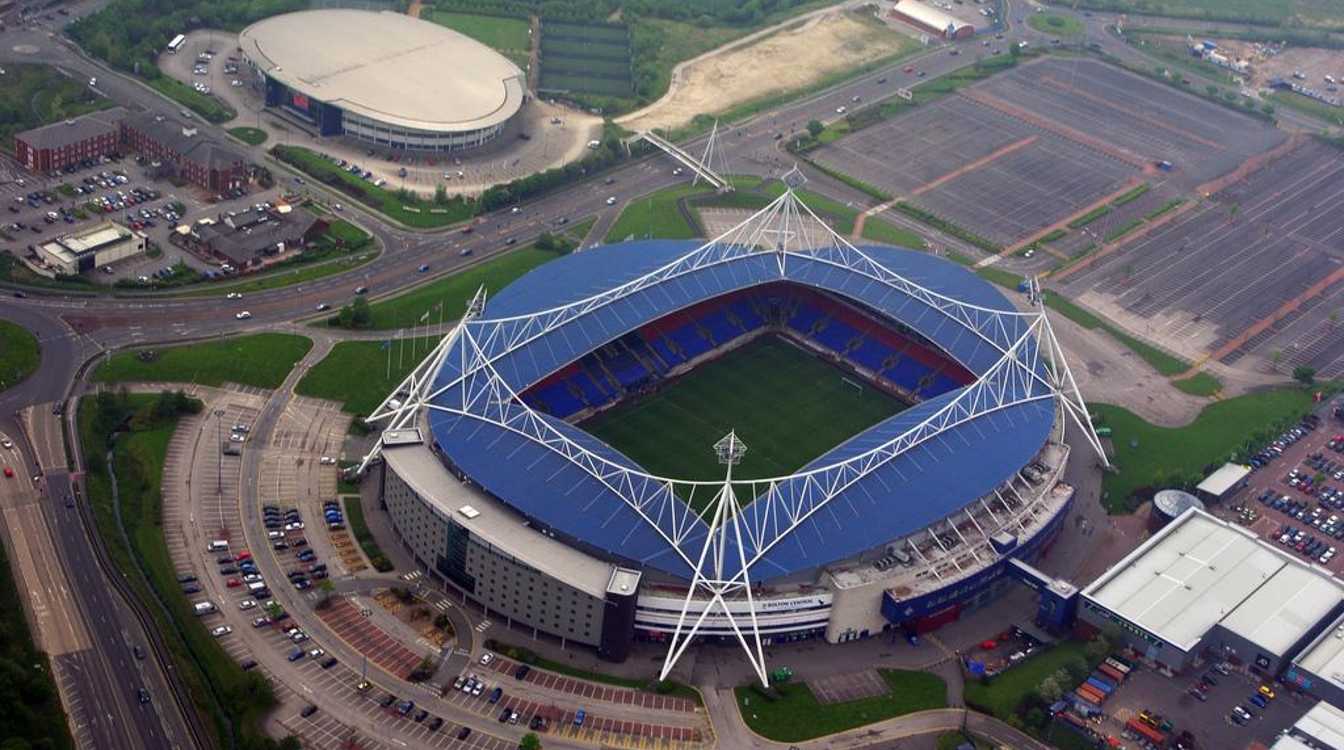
358, 179, 1107, 684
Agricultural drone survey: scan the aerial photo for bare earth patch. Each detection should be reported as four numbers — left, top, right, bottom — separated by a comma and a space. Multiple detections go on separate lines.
619, 10, 914, 133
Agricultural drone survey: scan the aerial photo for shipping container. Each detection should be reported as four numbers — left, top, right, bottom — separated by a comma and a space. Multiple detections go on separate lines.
1099, 662, 1127, 681
1126, 718, 1167, 748
1077, 684, 1105, 705
1086, 676, 1114, 695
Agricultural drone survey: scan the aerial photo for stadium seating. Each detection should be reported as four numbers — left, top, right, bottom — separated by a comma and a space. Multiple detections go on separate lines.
519, 282, 974, 418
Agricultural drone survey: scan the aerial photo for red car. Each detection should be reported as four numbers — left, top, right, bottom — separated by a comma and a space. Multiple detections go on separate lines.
236, 550, 252, 561
226, 578, 242, 588
3, 467, 12, 478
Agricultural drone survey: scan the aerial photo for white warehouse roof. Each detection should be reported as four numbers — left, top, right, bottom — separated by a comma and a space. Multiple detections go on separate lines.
1294, 613, 1344, 694
1273, 702, 1344, 750
1082, 508, 1343, 654
1196, 462, 1252, 498
892, 0, 972, 33
239, 10, 525, 134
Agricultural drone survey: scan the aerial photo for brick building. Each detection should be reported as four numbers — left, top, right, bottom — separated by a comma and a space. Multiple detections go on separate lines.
119, 112, 247, 193
14, 108, 127, 174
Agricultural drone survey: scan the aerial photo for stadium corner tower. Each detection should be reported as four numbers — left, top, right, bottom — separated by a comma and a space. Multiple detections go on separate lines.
361, 188, 1099, 674
239, 10, 525, 151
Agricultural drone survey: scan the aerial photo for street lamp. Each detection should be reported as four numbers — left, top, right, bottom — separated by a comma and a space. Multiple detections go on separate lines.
215, 408, 226, 495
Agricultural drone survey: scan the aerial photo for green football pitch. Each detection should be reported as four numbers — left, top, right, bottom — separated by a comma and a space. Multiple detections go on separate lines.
581, 336, 906, 505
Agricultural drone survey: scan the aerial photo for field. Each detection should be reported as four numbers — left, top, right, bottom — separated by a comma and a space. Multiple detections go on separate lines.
734, 670, 945, 743
540, 21, 634, 98
295, 335, 438, 416
582, 336, 905, 490
92, 333, 311, 390
1091, 388, 1318, 512
427, 11, 531, 52
620, 10, 917, 134
271, 145, 474, 229
0, 64, 113, 152
0, 319, 40, 393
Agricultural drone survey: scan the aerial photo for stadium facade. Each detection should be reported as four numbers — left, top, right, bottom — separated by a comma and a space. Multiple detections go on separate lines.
363, 187, 1103, 680
239, 10, 526, 152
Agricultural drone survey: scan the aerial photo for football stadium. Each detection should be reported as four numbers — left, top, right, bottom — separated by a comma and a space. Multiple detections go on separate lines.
238, 10, 526, 151
365, 188, 1099, 677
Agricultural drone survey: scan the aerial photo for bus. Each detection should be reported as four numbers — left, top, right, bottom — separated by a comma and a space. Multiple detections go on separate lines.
167, 34, 186, 54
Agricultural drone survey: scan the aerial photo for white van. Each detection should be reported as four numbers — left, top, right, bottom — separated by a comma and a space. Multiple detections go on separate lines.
206, 540, 229, 553
247, 581, 267, 593
193, 601, 216, 615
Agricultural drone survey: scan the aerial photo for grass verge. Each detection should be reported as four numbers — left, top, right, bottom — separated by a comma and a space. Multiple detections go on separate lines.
964, 640, 1094, 720
295, 336, 438, 417
1028, 13, 1085, 36
227, 127, 268, 146
0, 319, 40, 393
0, 539, 75, 749
0, 64, 112, 151
92, 333, 311, 390
342, 495, 393, 573
736, 670, 945, 743
272, 145, 474, 228
148, 77, 234, 124
1172, 371, 1222, 396
1091, 388, 1322, 512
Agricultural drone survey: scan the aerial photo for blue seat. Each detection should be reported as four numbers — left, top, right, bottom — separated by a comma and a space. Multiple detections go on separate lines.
888, 359, 932, 390
850, 340, 890, 372
670, 326, 711, 359
651, 337, 684, 365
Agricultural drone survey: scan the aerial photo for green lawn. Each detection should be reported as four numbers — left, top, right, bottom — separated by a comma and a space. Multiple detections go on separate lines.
227, 126, 267, 145
295, 336, 439, 416
1028, 13, 1085, 36
92, 333, 311, 390
1270, 90, 1344, 127
606, 183, 723, 242
427, 11, 531, 53
148, 76, 235, 124
0, 539, 74, 749
735, 670, 945, 743
861, 218, 926, 248
1092, 388, 1320, 511
1172, 371, 1222, 397
0, 319, 40, 393
78, 392, 284, 749
349, 221, 592, 330
964, 640, 1093, 720
1058, 0, 1308, 26
175, 249, 376, 298
582, 337, 905, 491
0, 64, 112, 152
272, 145, 475, 229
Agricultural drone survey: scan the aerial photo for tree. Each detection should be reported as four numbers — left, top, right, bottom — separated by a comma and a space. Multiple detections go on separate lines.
519, 733, 542, 750
1294, 365, 1317, 385
1271, 349, 1285, 372
315, 579, 335, 610
806, 119, 824, 138
1038, 674, 1063, 702
434, 183, 448, 205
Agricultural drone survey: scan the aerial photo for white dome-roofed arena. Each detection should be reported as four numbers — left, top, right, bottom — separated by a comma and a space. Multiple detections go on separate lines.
239, 9, 526, 151
358, 182, 1107, 678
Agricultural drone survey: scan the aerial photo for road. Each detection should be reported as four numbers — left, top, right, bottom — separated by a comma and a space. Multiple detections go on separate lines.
0, 1, 1333, 748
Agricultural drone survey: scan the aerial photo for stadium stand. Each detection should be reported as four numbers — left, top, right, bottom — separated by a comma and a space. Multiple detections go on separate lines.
520, 283, 975, 419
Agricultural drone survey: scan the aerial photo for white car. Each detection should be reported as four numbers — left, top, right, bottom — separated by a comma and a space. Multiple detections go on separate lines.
1, 439, 12, 450
235, 311, 252, 320
835, 106, 847, 114
308, 648, 325, 660
284, 521, 305, 531
226, 292, 242, 300
480, 652, 494, 666
605, 196, 616, 206
238, 599, 256, 610
210, 625, 233, 637
229, 433, 245, 443
242, 573, 262, 583
319, 456, 336, 466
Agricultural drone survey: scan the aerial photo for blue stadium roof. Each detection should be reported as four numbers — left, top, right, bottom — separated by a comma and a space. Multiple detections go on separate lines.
424, 240, 1054, 581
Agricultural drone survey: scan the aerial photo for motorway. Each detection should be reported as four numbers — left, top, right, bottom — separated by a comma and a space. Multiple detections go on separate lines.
0, 1, 1333, 748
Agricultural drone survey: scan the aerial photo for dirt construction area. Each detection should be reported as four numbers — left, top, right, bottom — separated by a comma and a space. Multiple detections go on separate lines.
618, 9, 917, 134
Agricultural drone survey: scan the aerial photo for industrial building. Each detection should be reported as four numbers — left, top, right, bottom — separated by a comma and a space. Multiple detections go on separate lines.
185, 206, 323, 270
890, 0, 975, 40
1267, 701, 1344, 750
1080, 508, 1344, 674
13, 107, 126, 174
120, 112, 247, 193
1196, 462, 1252, 503
239, 10, 526, 152
36, 222, 145, 275
1288, 611, 1344, 709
